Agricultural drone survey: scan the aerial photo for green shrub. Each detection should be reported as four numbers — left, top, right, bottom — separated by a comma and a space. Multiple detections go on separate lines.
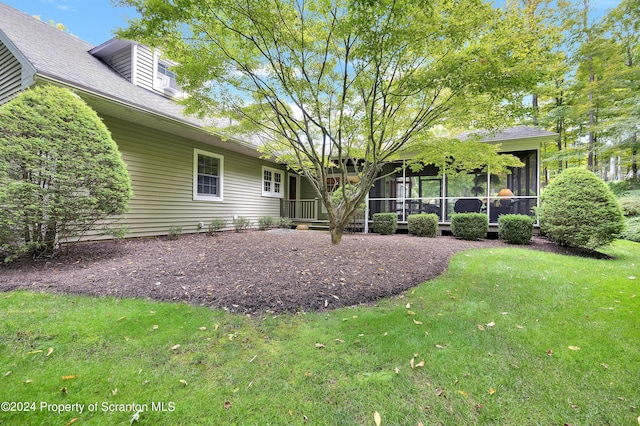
0, 85, 132, 261
498, 214, 535, 245
168, 225, 183, 240
258, 216, 276, 230
372, 213, 398, 235
276, 217, 293, 228
208, 219, 226, 235
407, 213, 438, 237
105, 225, 129, 242
621, 216, 640, 242
539, 168, 625, 249
618, 197, 640, 217
233, 217, 251, 232
450, 213, 488, 241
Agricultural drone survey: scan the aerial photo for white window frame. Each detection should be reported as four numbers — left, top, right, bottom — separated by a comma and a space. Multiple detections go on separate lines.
262, 166, 284, 198
153, 51, 181, 97
193, 149, 224, 201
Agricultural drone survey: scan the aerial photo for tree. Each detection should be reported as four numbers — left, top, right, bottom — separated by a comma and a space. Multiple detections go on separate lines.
0, 85, 132, 260
538, 167, 624, 249
600, 0, 640, 178
119, 0, 550, 244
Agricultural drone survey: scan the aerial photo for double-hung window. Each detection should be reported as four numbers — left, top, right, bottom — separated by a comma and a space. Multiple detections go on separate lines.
194, 149, 223, 201
262, 166, 284, 198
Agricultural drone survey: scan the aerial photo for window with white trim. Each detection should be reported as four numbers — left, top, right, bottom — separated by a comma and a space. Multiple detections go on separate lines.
194, 149, 223, 201
262, 166, 284, 198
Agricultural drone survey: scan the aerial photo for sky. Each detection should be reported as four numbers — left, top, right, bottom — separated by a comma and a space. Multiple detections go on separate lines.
1, 0, 624, 48
2, 0, 139, 46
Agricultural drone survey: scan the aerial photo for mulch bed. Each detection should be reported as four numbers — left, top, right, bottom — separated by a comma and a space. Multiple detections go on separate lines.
0, 230, 600, 315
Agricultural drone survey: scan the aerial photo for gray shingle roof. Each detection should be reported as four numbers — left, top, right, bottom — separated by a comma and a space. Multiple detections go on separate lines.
0, 2, 204, 128
457, 125, 557, 142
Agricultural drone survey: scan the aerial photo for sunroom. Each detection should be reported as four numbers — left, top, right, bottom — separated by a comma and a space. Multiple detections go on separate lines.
282, 126, 556, 232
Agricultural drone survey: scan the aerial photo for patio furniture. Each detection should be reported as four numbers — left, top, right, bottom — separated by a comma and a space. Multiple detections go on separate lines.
453, 198, 483, 213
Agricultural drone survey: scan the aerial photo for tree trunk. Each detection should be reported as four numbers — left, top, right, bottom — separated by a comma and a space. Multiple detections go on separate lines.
330, 225, 344, 245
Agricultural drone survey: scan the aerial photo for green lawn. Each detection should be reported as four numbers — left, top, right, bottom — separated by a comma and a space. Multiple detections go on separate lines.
1, 241, 638, 425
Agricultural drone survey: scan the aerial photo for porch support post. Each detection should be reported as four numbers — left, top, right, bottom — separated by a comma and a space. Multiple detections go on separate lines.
364, 193, 369, 234
486, 166, 491, 222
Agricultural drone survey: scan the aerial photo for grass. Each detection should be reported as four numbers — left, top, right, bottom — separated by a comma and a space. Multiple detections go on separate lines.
1, 241, 639, 425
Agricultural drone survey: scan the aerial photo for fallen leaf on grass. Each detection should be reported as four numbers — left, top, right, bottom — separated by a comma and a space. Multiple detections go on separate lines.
477, 324, 485, 331
27, 350, 43, 355
407, 310, 416, 315
112, 388, 118, 396
64, 418, 78, 426
601, 363, 609, 369
4, 371, 11, 377
547, 350, 553, 357
24, 379, 32, 384
335, 338, 345, 343
179, 379, 188, 386
516, 325, 524, 329
314, 343, 325, 349
458, 390, 468, 396
568, 346, 581, 351
413, 319, 423, 325
489, 387, 496, 395
61, 375, 77, 380
374, 411, 382, 426
486, 322, 495, 328
435, 344, 444, 349
410, 356, 425, 369
46, 347, 54, 356
435, 388, 443, 396
224, 401, 232, 410
170, 344, 181, 351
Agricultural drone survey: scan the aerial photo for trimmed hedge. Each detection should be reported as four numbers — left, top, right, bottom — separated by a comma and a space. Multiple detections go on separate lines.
451, 213, 488, 241
498, 214, 535, 245
539, 168, 624, 249
407, 213, 438, 237
618, 197, 640, 217
372, 213, 398, 235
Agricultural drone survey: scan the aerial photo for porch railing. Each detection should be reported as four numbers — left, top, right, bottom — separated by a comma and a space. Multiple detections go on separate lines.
367, 196, 539, 224
281, 199, 318, 221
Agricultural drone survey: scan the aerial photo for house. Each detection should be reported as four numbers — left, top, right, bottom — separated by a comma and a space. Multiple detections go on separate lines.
0, 2, 287, 239
286, 126, 556, 233
0, 2, 556, 239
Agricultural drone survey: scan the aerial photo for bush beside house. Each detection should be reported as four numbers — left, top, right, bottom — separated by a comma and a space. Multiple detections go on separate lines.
539, 168, 624, 249
407, 213, 439, 237
451, 213, 488, 240
498, 214, 534, 244
0, 85, 132, 261
372, 213, 398, 235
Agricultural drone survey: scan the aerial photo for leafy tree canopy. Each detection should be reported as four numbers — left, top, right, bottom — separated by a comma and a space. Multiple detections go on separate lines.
118, 0, 551, 243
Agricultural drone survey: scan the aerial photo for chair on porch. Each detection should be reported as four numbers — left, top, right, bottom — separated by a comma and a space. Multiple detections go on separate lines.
453, 198, 483, 213
489, 200, 518, 223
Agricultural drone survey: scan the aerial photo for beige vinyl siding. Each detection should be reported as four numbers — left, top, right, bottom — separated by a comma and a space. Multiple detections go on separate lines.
101, 46, 132, 82
0, 41, 22, 104
133, 45, 155, 92
103, 116, 284, 238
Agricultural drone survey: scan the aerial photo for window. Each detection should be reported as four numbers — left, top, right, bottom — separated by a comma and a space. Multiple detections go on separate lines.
262, 167, 284, 198
157, 61, 178, 90
193, 149, 223, 201
153, 53, 182, 97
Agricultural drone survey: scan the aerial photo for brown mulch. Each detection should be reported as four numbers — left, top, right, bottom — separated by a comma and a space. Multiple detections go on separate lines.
0, 230, 600, 315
